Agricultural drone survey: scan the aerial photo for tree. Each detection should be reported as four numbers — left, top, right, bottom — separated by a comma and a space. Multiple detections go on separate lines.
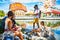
0, 10, 5, 17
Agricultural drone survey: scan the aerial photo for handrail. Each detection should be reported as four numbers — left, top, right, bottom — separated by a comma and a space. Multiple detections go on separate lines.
0, 17, 60, 20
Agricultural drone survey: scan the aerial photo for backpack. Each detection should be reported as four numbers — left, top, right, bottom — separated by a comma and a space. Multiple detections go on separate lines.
0, 16, 7, 33
39, 10, 41, 18
34, 9, 41, 18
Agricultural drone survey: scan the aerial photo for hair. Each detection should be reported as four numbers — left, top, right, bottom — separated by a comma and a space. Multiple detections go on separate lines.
40, 21, 44, 26
34, 4, 38, 9
7, 11, 14, 17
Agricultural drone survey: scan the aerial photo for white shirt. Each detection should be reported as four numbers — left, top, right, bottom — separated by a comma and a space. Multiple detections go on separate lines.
34, 9, 40, 18
40, 25, 45, 31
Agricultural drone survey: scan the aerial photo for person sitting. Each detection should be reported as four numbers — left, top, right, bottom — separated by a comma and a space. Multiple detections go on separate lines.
4, 11, 24, 40
31, 21, 49, 37
39, 21, 49, 37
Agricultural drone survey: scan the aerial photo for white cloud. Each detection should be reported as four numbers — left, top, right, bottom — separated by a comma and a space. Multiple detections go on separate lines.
55, 5, 60, 9
11, 0, 42, 3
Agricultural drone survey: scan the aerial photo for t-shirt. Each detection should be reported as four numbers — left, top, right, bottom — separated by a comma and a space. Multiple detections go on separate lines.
34, 9, 40, 18
40, 25, 45, 32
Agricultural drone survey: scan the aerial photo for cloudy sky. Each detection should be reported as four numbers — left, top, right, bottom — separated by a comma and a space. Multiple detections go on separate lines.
10, 0, 41, 3
0, 0, 60, 13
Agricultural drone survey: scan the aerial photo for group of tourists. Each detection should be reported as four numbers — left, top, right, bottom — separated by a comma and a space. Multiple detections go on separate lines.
3, 11, 24, 40
31, 5, 56, 40
2, 4, 56, 40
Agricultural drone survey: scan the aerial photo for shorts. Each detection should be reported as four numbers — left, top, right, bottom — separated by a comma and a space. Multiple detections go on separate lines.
3, 31, 14, 38
34, 18, 39, 23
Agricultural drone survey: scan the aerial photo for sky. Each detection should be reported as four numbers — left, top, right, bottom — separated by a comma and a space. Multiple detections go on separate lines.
0, 0, 60, 13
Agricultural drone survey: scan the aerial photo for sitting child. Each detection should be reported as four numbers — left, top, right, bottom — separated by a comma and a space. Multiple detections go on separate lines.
31, 21, 49, 37
37, 21, 49, 37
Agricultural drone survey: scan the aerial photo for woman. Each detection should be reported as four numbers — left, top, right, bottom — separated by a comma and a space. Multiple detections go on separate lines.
4, 11, 24, 40
33, 5, 41, 29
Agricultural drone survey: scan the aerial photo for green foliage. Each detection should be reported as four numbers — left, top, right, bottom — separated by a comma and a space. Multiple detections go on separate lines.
16, 22, 20, 26
0, 10, 5, 17
47, 22, 52, 27
47, 21, 60, 27
56, 21, 60, 25
43, 13, 46, 17
52, 23, 57, 27
21, 28, 25, 33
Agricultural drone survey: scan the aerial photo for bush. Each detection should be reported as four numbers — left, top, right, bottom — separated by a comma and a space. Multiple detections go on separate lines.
47, 21, 60, 27
0, 10, 5, 17
47, 22, 51, 27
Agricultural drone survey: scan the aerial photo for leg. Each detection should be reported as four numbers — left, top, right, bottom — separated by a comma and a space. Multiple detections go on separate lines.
14, 31, 24, 40
33, 22, 35, 29
18, 32, 24, 40
37, 22, 39, 28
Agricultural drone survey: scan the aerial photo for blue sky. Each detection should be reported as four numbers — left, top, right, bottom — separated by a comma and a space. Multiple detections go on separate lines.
0, 0, 60, 13
56, 0, 60, 5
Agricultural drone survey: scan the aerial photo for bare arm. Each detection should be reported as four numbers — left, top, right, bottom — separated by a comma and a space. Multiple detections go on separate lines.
39, 11, 41, 18
8, 20, 13, 31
